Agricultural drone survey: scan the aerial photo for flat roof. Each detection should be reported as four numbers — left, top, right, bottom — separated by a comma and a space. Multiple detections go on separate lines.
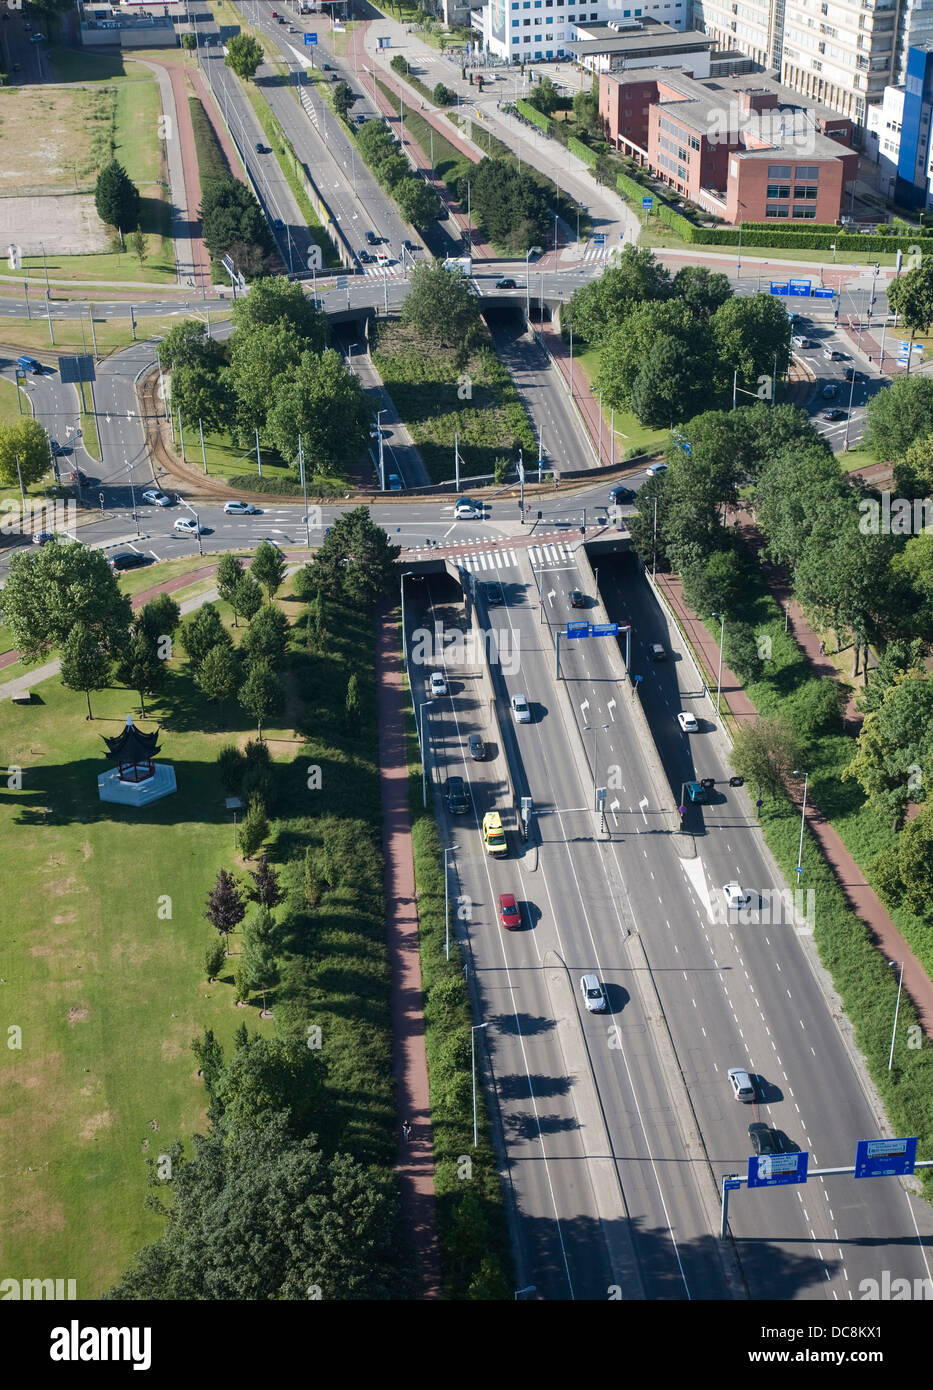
610, 66, 853, 133
566, 27, 714, 56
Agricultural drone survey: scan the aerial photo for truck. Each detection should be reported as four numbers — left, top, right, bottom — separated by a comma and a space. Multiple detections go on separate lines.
482, 810, 507, 856
443, 256, 472, 277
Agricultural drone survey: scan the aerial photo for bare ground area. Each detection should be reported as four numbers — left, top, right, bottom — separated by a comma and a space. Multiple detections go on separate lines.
0, 87, 110, 195
0, 193, 111, 256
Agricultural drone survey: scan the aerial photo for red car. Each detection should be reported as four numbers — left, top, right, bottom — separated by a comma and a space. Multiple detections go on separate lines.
498, 894, 521, 930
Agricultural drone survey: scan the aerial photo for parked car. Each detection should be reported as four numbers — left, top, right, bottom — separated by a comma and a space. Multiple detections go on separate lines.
142, 489, 172, 507
468, 733, 486, 760
498, 893, 521, 930
429, 671, 447, 697
677, 711, 698, 733
511, 693, 531, 723
580, 974, 607, 1013
110, 551, 148, 571
224, 499, 258, 514
728, 1066, 756, 1102
173, 517, 207, 534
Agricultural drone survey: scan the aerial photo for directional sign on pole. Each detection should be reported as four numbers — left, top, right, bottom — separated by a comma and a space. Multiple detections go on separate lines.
566, 621, 590, 638
723, 1177, 741, 1191
336, 276, 349, 289
788, 278, 811, 297
854, 1137, 917, 1179
770, 282, 789, 296
593, 232, 606, 246
591, 622, 619, 637
304, 32, 318, 44
813, 287, 834, 298
642, 196, 653, 210
747, 1151, 809, 1188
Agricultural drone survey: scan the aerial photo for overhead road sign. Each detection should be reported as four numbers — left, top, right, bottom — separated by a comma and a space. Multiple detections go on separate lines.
788, 278, 811, 297
566, 621, 590, 638
747, 1151, 809, 1189
813, 287, 834, 298
855, 1137, 917, 1179
770, 282, 789, 296
591, 623, 619, 636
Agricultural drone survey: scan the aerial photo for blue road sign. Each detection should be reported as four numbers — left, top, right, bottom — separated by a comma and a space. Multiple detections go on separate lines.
642, 196, 653, 209
788, 278, 811, 297
336, 276, 348, 288
813, 287, 834, 298
723, 1178, 742, 1191
304, 32, 318, 44
566, 621, 590, 638
591, 623, 619, 637
770, 282, 789, 296
747, 1151, 809, 1189
593, 233, 606, 246
855, 1137, 918, 1179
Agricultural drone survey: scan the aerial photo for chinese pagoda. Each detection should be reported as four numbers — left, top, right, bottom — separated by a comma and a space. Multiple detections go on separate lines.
98, 715, 177, 806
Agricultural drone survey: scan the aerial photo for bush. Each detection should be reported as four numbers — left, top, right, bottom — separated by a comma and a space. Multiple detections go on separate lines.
784, 677, 847, 740
217, 744, 245, 795
433, 82, 456, 106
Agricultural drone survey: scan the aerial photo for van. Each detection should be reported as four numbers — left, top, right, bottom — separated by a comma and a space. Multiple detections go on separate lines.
482, 811, 507, 856
17, 355, 43, 374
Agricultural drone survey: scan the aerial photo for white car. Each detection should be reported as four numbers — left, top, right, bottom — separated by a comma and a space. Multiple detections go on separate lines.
511, 693, 531, 724
174, 517, 206, 534
142, 489, 172, 507
646, 462, 668, 476
455, 501, 482, 520
723, 882, 751, 911
580, 974, 607, 1013
224, 500, 258, 515
728, 1066, 756, 1102
429, 671, 447, 697
677, 711, 698, 733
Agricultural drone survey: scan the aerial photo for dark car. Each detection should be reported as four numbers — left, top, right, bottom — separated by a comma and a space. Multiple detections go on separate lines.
748, 1123, 790, 1156
468, 733, 485, 761
569, 589, 585, 608
366, 230, 378, 245
609, 484, 635, 504
495, 277, 517, 288
844, 368, 861, 382
70, 468, 89, 486
255, 141, 265, 153
822, 407, 846, 421
322, 62, 332, 70
359, 250, 374, 264
272, 218, 284, 230
483, 581, 504, 606
110, 551, 148, 572
446, 775, 469, 815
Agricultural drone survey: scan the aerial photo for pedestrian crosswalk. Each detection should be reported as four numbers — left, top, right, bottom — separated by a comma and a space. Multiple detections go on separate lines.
362, 264, 407, 279
578, 245, 610, 264
453, 541, 577, 572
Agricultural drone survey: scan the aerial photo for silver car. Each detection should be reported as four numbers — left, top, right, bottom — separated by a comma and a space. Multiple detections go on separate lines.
580, 974, 607, 1012
511, 693, 530, 723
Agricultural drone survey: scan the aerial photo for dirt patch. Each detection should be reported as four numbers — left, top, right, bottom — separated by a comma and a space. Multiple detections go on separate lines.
67, 1006, 89, 1026
80, 842, 94, 861
0, 194, 110, 256
79, 1110, 113, 1141
53, 912, 77, 924
43, 875, 87, 899
160, 1038, 184, 1062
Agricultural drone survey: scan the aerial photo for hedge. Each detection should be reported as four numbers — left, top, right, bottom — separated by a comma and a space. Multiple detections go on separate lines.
515, 97, 553, 135
567, 133, 598, 168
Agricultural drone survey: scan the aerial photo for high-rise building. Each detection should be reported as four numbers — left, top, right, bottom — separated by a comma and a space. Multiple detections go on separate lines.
479, 0, 689, 65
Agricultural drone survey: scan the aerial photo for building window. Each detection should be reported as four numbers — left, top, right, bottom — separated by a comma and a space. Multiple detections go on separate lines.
768, 164, 792, 178
676, 164, 686, 178
795, 165, 819, 180
678, 146, 687, 160
765, 206, 790, 217
794, 185, 818, 198
813, 60, 822, 71
792, 206, 817, 218
766, 184, 791, 198
513, 18, 519, 24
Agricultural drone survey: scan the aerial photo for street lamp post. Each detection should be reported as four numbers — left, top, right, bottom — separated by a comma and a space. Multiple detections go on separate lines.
792, 769, 808, 880
583, 723, 610, 811
888, 960, 905, 1070
419, 700, 434, 807
711, 610, 726, 718
373, 408, 386, 490
400, 570, 413, 668
471, 1021, 490, 1147
444, 844, 459, 961
525, 245, 541, 319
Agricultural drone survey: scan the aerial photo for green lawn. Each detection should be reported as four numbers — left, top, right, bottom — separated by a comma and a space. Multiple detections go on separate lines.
179, 427, 290, 487
2, 313, 220, 357
113, 79, 164, 188
0, 376, 28, 430
572, 345, 668, 459
45, 46, 154, 84
20, 224, 177, 287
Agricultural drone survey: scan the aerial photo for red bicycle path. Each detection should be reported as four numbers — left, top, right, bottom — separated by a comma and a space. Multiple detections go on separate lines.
653, 560, 933, 1039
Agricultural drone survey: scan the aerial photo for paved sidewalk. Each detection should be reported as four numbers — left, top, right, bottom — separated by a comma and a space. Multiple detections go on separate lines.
374, 601, 443, 1298
654, 567, 933, 1037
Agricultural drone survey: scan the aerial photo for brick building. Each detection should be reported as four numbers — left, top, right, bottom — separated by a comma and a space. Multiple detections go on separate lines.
600, 69, 858, 223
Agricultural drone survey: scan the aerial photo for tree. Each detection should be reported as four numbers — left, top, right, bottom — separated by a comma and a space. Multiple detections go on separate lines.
130, 224, 148, 265
227, 319, 306, 440
196, 641, 241, 706
463, 157, 550, 254
345, 671, 361, 735
136, 593, 181, 645
308, 506, 401, 605
402, 260, 481, 352
266, 349, 371, 478
753, 443, 845, 570
864, 373, 933, 463
60, 622, 111, 719
181, 32, 197, 49
181, 602, 231, 672
596, 301, 716, 425
893, 429, 933, 499
723, 619, 764, 685
333, 80, 354, 119
233, 572, 263, 626
224, 32, 263, 81
190, 1028, 225, 1120
158, 319, 222, 373
248, 856, 284, 909
238, 794, 269, 860
1, 541, 131, 663
304, 847, 323, 908
116, 628, 164, 718
241, 926, 279, 1014
526, 73, 560, 116
230, 275, 328, 353
565, 244, 671, 347
888, 257, 933, 360
200, 176, 273, 266
871, 804, 933, 918
234, 963, 251, 1005
843, 675, 933, 826
239, 659, 284, 742
572, 82, 601, 138
682, 549, 746, 618
0, 417, 56, 490
711, 292, 791, 393
671, 264, 733, 319
432, 81, 456, 105
204, 867, 245, 949
241, 603, 288, 665
169, 356, 233, 436
216, 552, 244, 624
395, 176, 441, 228
729, 716, 802, 802
250, 541, 287, 599
204, 938, 226, 984
94, 159, 140, 232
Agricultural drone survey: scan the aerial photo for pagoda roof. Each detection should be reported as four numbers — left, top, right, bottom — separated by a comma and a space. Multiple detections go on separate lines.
102, 720, 161, 762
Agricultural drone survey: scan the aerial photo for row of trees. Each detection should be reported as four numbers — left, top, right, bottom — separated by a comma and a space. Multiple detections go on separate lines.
354, 118, 441, 230
200, 177, 276, 279
566, 247, 790, 426
161, 276, 370, 476
462, 156, 552, 255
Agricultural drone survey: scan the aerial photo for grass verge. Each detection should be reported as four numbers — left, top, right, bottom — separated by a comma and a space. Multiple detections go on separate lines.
573, 346, 668, 459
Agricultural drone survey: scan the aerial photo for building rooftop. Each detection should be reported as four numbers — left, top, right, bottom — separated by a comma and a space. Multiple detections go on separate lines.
566, 24, 714, 57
